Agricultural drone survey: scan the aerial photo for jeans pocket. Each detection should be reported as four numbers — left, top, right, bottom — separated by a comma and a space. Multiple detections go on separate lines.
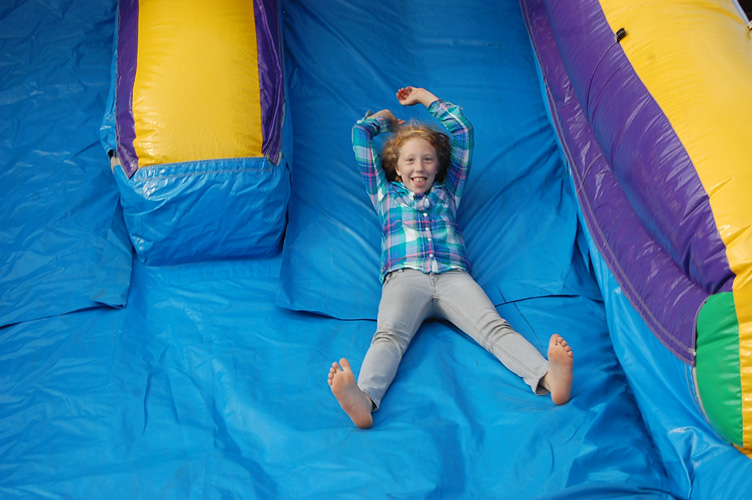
383, 268, 404, 286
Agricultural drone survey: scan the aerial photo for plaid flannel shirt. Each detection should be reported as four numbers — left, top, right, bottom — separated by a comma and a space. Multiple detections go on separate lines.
352, 99, 474, 283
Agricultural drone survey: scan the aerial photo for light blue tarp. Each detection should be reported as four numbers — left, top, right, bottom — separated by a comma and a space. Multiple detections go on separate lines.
0, 0, 130, 327
1, 0, 750, 498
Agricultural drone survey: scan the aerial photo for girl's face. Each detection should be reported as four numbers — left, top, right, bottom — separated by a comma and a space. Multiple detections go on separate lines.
395, 137, 438, 194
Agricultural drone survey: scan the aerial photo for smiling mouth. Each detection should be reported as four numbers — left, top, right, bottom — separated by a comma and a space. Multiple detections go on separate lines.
412, 176, 427, 187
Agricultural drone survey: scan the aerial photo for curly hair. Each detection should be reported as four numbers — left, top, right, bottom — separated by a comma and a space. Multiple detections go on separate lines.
381, 121, 451, 183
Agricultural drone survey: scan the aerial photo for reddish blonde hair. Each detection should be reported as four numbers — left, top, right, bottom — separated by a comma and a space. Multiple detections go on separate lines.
381, 121, 451, 183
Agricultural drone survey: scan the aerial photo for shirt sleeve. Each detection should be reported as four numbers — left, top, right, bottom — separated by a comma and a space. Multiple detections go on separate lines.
352, 115, 392, 211
428, 99, 474, 207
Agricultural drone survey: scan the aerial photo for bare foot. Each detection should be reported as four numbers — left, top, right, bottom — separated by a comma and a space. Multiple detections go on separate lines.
541, 334, 574, 405
328, 358, 373, 429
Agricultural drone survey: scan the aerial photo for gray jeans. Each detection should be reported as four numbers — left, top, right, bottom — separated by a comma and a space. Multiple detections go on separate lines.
358, 269, 550, 410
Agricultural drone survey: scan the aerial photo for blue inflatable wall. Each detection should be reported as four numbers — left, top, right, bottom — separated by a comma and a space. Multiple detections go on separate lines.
1, 0, 751, 498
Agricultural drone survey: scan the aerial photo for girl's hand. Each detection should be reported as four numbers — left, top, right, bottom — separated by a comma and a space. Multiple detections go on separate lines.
372, 109, 405, 130
396, 87, 439, 107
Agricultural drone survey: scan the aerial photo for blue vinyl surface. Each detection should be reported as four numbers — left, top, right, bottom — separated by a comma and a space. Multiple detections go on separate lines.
1, 0, 749, 498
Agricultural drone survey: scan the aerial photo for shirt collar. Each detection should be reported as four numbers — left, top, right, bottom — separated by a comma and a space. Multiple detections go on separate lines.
394, 181, 439, 199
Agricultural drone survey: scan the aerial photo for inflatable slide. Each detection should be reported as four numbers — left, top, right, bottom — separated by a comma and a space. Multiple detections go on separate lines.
1, 0, 751, 498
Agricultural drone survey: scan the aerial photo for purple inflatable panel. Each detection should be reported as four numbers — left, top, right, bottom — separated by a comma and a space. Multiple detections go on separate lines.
521, 0, 708, 364
540, 0, 733, 296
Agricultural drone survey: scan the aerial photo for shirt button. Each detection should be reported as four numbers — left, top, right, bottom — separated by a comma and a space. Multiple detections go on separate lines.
423, 213, 428, 217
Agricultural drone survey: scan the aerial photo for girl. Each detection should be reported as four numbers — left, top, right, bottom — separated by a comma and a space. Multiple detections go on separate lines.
328, 86, 573, 429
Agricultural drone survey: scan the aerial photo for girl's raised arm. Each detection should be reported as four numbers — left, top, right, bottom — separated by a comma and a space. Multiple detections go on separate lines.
396, 87, 439, 108
427, 100, 474, 205
371, 109, 405, 130
352, 110, 396, 211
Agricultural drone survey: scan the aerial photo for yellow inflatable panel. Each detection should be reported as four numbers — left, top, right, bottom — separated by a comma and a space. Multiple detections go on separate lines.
133, 0, 264, 166
600, 0, 752, 448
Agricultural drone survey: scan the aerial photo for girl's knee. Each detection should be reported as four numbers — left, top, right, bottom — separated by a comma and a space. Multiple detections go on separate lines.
371, 329, 410, 353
